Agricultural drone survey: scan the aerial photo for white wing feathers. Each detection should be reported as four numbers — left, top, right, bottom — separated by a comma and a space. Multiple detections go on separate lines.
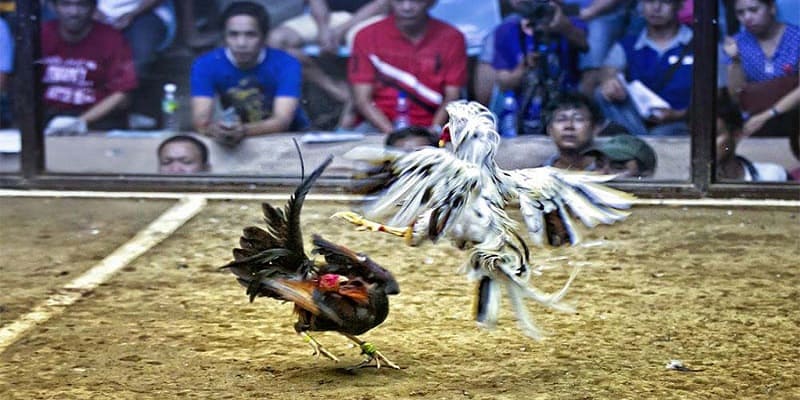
504, 167, 634, 247
363, 147, 481, 228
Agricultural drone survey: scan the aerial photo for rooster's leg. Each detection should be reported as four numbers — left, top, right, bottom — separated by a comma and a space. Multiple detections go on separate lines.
300, 332, 339, 362
332, 212, 412, 242
341, 333, 400, 370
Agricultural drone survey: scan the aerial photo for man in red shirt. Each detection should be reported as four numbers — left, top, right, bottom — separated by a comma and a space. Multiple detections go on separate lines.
41, 0, 138, 135
348, 0, 467, 134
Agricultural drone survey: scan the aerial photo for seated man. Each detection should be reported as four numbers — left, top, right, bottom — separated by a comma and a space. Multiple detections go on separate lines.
348, 0, 467, 134
716, 90, 787, 182
595, 0, 692, 136
41, 0, 138, 135
493, 0, 588, 135
191, 1, 308, 146
0, 16, 12, 127
540, 91, 604, 170
587, 134, 657, 178
269, 0, 389, 112
158, 134, 210, 174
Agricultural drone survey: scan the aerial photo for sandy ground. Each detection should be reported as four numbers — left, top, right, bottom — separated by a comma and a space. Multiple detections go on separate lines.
0, 197, 798, 399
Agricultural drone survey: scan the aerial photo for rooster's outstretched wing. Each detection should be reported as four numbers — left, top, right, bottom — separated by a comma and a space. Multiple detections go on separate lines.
363, 147, 485, 235
500, 166, 635, 247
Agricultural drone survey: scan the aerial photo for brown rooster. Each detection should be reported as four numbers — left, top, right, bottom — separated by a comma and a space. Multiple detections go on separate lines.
221, 156, 400, 369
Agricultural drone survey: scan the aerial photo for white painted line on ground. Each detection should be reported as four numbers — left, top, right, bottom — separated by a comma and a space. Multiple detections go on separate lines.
1, 189, 798, 207
0, 196, 207, 354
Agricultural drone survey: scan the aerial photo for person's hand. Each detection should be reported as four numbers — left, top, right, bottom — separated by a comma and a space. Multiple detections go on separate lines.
205, 121, 246, 146
547, 2, 572, 34
112, 12, 135, 30
722, 36, 739, 60
45, 116, 88, 136
318, 26, 344, 54
646, 108, 681, 124
599, 77, 627, 102
743, 111, 771, 137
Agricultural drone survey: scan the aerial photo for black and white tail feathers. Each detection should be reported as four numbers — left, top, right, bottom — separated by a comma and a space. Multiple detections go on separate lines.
221, 155, 334, 301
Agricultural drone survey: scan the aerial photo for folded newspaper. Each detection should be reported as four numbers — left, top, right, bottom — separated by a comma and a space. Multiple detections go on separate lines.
618, 73, 670, 118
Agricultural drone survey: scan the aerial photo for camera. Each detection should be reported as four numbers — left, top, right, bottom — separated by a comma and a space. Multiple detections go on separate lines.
515, 0, 580, 28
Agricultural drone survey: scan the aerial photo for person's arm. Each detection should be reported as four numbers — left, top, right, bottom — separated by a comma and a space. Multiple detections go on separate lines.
332, 0, 389, 36
743, 84, 800, 137
722, 37, 747, 102
109, 0, 166, 30
353, 83, 393, 134
579, 0, 626, 21
242, 96, 298, 135
77, 91, 128, 125
549, 5, 588, 51
192, 96, 215, 132
496, 59, 527, 91
431, 85, 462, 128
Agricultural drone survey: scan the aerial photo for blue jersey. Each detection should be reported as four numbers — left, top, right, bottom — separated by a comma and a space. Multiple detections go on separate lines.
190, 47, 308, 130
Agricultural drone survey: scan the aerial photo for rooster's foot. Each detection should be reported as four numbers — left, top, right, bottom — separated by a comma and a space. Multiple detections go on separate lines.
351, 342, 400, 370
301, 332, 339, 362
332, 212, 411, 240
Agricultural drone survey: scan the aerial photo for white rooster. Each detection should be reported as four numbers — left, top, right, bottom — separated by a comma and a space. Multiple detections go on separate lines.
335, 100, 633, 339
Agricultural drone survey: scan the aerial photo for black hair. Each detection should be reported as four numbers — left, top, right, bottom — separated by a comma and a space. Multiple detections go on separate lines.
51, 0, 98, 6
542, 91, 603, 127
220, 1, 271, 36
157, 134, 209, 165
716, 89, 743, 133
385, 126, 438, 148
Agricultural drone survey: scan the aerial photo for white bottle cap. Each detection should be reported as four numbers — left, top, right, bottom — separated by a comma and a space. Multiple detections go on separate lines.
163, 83, 177, 93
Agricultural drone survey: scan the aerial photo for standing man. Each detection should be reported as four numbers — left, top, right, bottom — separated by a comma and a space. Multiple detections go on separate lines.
348, 0, 467, 134
191, 1, 308, 146
41, 0, 138, 134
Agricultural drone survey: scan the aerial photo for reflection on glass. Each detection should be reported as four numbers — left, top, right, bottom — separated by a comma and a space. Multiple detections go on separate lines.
716, 0, 799, 183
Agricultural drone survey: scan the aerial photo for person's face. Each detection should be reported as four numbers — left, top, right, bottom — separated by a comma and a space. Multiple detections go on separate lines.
391, 0, 434, 30
715, 117, 737, 163
53, 0, 94, 35
641, 0, 680, 28
734, 0, 776, 36
600, 158, 644, 178
159, 141, 207, 174
547, 106, 594, 151
224, 15, 266, 67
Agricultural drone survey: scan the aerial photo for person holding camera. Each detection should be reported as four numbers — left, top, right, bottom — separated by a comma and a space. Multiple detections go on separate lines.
492, 0, 588, 135
594, 0, 692, 136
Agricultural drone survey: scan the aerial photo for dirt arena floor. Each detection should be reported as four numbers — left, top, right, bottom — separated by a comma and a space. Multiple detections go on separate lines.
0, 196, 798, 399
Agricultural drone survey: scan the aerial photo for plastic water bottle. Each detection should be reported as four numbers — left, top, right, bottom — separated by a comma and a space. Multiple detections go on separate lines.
499, 90, 518, 138
161, 83, 179, 134
394, 91, 410, 130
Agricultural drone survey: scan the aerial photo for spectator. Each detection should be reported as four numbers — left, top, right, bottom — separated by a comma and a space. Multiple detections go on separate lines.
540, 91, 604, 170
95, 0, 176, 78
586, 133, 658, 178
0, 16, 12, 127
157, 134, 210, 173
269, 0, 389, 124
348, 0, 467, 134
716, 90, 788, 181
722, 0, 799, 138
493, 0, 588, 135
190, 1, 308, 146
472, 0, 527, 106
595, 0, 692, 137
385, 125, 437, 151
41, 0, 138, 135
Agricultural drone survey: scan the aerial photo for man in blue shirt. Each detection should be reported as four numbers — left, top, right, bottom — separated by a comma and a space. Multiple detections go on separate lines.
0, 16, 13, 127
191, 1, 308, 146
493, 0, 588, 135
595, 0, 692, 136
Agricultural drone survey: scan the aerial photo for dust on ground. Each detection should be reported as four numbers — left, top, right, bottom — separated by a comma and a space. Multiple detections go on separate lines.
0, 198, 798, 399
